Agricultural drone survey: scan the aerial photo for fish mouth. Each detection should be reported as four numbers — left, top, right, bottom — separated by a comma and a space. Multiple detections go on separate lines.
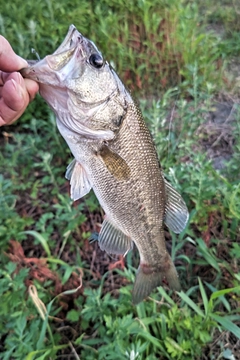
53, 24, 78, 55
20, 25, 84, 84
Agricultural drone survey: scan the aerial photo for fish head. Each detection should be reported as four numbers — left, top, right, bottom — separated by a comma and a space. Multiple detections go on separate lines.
21, 25, 128, 140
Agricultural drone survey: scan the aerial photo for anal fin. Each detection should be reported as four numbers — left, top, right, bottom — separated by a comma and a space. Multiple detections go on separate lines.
65, 159, 92, 201
98, 219, 133, 256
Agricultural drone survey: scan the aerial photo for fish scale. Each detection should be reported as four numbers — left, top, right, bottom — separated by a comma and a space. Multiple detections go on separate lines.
20, 25, 189, 304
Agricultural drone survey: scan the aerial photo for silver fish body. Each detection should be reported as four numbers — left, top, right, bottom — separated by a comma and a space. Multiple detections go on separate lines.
21, 25, 189, 304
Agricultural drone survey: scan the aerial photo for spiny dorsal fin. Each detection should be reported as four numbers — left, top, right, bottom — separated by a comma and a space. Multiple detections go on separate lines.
164, 179, 189, 234
98, 144, 131, 180
98, 218, 133, 256
65, 159, 92, 201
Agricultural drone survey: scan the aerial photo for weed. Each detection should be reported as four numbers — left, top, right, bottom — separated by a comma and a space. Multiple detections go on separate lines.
1, 0, 227, 127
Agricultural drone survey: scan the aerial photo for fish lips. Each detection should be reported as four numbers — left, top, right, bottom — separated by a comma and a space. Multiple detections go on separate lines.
20, 25, 86, 85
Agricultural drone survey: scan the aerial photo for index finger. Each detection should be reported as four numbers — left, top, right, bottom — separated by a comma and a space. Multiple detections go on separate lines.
0, 36, 28, 72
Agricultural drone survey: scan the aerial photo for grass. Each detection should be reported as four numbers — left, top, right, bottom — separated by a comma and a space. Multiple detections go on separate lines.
1, 0, 240, 359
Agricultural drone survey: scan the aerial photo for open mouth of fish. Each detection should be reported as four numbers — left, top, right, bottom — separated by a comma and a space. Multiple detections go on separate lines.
20, 25, 99, 85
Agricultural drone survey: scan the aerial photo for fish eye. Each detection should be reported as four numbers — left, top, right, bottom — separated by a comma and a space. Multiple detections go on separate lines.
89, 53, 104, 68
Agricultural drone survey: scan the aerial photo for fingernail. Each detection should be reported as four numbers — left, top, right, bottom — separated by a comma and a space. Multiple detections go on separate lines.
11, 78, 24, 99
16, 55, 28, 68
12, 72, 25, 87
15, 71, 24, 83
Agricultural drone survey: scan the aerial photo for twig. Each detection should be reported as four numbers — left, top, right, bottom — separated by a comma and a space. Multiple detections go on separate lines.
68, 341, 81, 360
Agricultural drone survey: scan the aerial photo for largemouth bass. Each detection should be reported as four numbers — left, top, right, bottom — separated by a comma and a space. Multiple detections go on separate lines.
21, 25, 189, 304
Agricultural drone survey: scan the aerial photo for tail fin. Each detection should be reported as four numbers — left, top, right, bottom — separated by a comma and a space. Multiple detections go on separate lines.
132, 255, 180, 305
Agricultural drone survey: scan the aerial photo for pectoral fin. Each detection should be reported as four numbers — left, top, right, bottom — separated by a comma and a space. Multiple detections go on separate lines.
98, 145, 130, 180
98, 219, 133, 256
65, 159, 92, 200
164, 180, 189, 234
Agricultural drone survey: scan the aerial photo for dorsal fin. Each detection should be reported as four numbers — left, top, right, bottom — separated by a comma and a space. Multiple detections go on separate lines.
164, 180, 189, 233
65, 159, 92, 200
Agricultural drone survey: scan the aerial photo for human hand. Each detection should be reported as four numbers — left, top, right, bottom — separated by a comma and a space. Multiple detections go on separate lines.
0, 35, 39, 126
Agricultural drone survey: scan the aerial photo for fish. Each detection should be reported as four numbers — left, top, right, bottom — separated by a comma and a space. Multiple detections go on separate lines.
21, 25, 189, 304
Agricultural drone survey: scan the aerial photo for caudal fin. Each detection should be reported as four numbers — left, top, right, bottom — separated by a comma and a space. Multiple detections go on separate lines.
132, 256, 181, 305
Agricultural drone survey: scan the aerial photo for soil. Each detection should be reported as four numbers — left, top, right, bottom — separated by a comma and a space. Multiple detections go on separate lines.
196, 96, 239, 171
197, 22, 240, 172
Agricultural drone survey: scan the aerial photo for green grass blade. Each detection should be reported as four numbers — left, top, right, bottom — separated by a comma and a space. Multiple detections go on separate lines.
205, 282, 231, 312
209, 286, 240, 311
26, 345, 68, 360
196, 238, 220, 272
165, 337, 188, 355
210, 286, 240, 301
178, 291, 205, 317
21, 230, 51, 257
157, 287, 175, 306
198, 278, 209, 315
211, 314, 240, 339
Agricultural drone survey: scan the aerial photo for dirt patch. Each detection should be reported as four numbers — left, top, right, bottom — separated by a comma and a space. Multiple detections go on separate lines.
196, 97, 239, 171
